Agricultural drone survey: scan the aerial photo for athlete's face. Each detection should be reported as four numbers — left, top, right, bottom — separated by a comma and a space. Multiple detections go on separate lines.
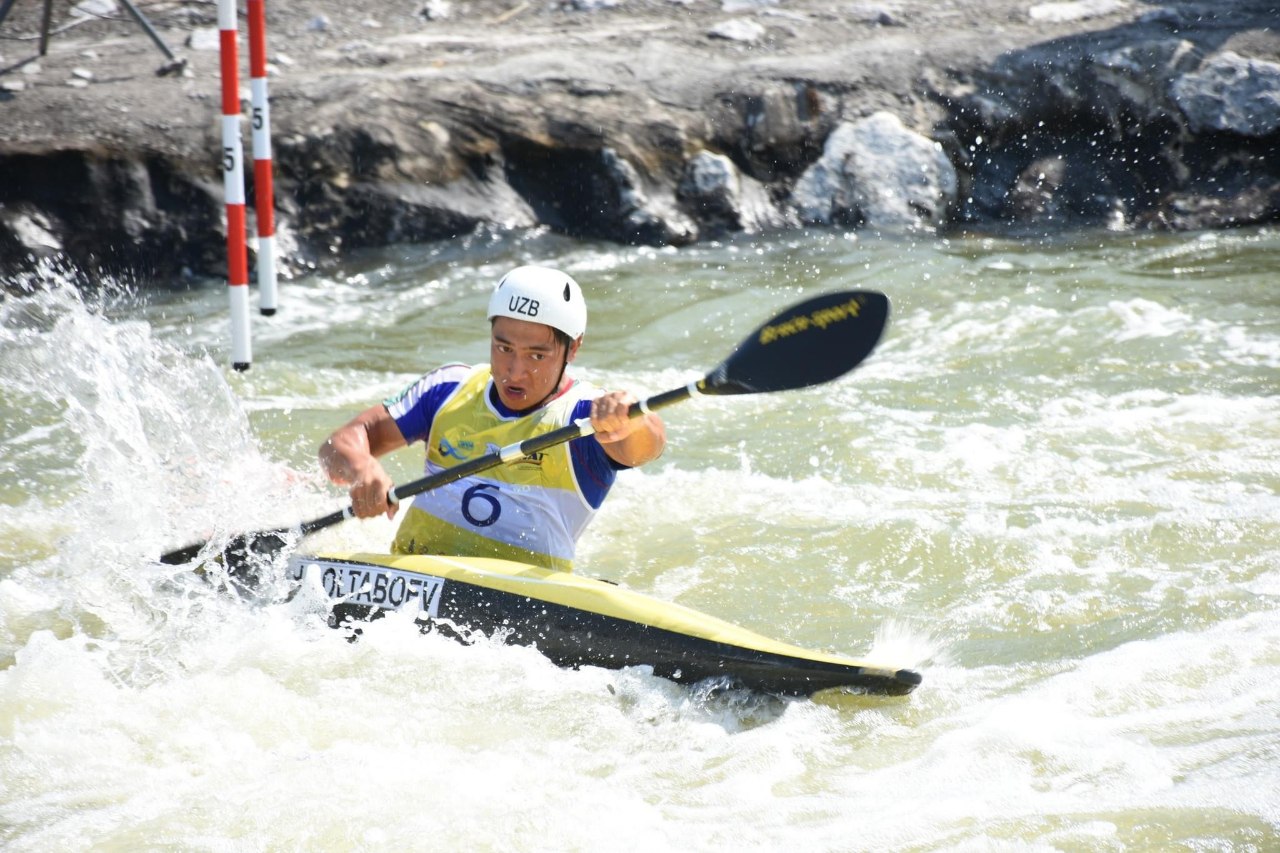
489, 317, 579, 411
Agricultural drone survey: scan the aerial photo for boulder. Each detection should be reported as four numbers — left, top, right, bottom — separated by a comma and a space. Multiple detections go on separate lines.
677, 150, 795, 235
1170, 51, 1280, 136
790, 112, 957, 232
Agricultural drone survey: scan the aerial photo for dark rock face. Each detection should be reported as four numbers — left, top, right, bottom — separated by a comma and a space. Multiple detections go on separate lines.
1, 0, 1278, 284
936, 14, 1280, 233
0, 150, 225, 279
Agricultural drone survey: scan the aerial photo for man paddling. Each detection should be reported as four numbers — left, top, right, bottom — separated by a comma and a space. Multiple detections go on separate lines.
319, 265, 666, 571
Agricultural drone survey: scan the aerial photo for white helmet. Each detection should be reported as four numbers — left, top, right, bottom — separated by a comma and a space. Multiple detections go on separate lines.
487, 265, 587, 339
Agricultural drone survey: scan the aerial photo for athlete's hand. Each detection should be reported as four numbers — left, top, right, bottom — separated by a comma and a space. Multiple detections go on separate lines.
320, 405, 406, 521
347, 460, 397, 520
590, 390, 640, 444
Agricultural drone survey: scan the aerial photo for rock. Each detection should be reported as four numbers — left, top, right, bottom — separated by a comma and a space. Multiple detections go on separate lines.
1028, 0, 1127, 24
1006, 154, 1068, 221
600, 148, 696, 246
336, 41, 406, 67
564, 0, 625, 9
708, 20, 766, 42
791, 112, 957, 232
187, 27, 220, 51
1141, 181, 1280, 230
709, 83, 830, 183
0, 206, 63, 258
677, 150, 794, 234
71, 0, 117, 17
1170, 51, 1280, 136
846, 4, 903, 26
420, 0, 452, 20
1092, 39, 1199, 126
1137, 8, 1183, 27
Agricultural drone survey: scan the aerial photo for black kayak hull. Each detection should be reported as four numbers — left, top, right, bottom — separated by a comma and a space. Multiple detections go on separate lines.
287, 552, 922, 698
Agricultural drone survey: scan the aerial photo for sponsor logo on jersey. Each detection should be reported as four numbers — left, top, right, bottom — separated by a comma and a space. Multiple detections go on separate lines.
439, 437, 473, 460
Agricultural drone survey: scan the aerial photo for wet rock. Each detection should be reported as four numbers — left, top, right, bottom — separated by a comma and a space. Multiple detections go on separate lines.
599, 148, 696, 246
1171, 51, 1280, 136
0, 206, 63, 261
1005, 154, 1072, 224
708, 20, 766, 42
708, 83, 830, 184
1028, 0, 1127, 24
791, 112, 957, 232
937, 21, 1280, 232
1, 0, 1279, 280
1092, 39, 1200, 126
677, 150, 794, 235
1141, 180, 1280, 230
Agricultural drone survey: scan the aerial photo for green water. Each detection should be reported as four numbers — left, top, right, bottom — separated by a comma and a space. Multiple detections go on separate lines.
2, 226, 1278, 850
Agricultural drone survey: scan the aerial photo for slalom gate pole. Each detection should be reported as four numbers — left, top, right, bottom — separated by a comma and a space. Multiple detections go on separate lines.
247, 0, 278, 316
218, 0, 252, 370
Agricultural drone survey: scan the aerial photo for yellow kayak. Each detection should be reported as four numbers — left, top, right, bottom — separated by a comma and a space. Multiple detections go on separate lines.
287, 552, 922, 697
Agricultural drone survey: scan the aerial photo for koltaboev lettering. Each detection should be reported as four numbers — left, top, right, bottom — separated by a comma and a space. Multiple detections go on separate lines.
322, 565, 441, 611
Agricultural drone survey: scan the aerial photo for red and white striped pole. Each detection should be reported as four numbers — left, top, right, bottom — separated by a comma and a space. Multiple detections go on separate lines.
218, 0, 251, 370
247, 0, 278, 316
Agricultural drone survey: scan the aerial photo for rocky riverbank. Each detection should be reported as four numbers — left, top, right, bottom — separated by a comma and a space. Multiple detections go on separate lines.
1, 0, 1278, 284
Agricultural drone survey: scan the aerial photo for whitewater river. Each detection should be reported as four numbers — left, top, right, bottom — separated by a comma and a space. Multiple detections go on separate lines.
2, 225, 1278, 850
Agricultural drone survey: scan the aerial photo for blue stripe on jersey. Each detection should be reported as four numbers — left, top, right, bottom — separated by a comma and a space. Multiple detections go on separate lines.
570, 399, 626, 510
384, 363, 471, 444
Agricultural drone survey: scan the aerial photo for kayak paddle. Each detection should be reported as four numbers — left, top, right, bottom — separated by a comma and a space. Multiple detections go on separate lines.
159, 289, 890, 568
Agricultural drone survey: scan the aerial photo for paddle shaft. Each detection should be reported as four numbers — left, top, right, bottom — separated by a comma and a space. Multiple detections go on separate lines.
158, 289, 888, 566
158, 383, 698, 564
310, 383, 697, 535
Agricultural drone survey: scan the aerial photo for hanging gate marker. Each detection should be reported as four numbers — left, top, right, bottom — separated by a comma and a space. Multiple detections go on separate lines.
218, 0, 251, 371
247, 0, 278, 317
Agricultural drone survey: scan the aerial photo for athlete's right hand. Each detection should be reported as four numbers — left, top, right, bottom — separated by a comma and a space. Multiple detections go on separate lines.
347, 461, 397, 520
319, 403, 409, 521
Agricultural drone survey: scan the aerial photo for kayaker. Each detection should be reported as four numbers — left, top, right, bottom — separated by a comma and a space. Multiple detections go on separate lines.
318, 265, 666, 571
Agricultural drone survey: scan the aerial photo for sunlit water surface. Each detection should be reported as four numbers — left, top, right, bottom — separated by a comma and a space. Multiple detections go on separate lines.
2, 226, 1278, 850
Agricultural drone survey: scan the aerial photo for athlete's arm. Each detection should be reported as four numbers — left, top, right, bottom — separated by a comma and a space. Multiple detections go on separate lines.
319, 404, 408, 519
590, 390, 666, 468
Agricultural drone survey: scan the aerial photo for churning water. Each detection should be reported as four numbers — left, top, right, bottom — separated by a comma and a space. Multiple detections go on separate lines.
2, 226, 1278, 850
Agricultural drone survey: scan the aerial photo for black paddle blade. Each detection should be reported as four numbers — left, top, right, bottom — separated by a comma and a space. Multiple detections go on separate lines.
159, 541, 204, 565
702, 290, 889, 395
158, 527, 293, 568
223, 529, 293, 567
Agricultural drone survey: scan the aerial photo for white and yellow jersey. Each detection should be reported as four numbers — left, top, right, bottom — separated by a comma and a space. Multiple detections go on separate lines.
384, 364, 623, 571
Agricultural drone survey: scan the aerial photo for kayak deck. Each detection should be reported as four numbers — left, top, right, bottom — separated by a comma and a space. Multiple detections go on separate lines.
286, 552, 922, 697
